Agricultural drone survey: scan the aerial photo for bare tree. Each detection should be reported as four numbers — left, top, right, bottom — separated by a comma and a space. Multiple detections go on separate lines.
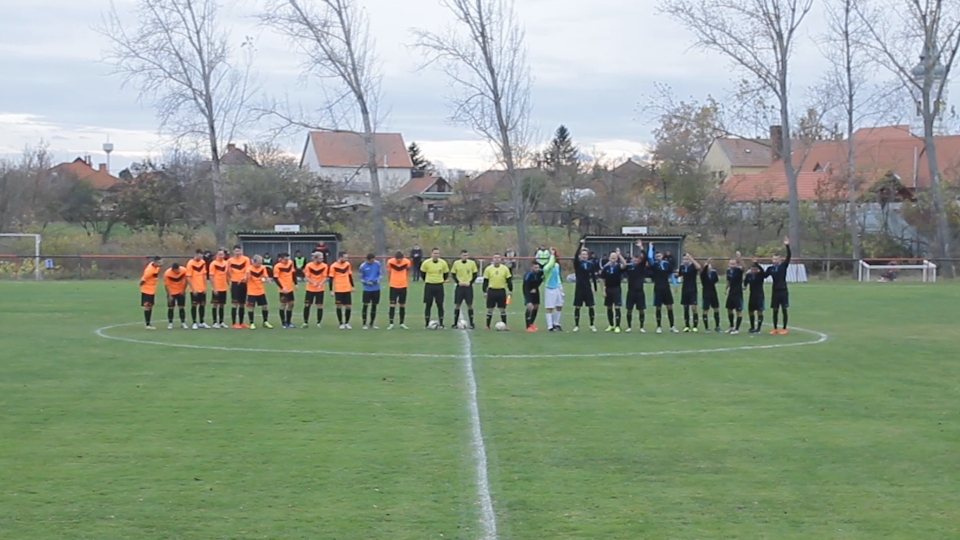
260, 0, 387, 255
661, 0, 814, 256
99, 0, 255, 246
414, 0, 534, 256
856, 0, 960, 274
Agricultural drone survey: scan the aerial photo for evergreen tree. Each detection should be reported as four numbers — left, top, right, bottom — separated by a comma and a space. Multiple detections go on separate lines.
407, 142, 433, 177
543, 125, 579, 174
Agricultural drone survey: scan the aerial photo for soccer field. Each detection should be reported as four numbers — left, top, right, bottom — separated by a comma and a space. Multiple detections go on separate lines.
1, 281, 958, 539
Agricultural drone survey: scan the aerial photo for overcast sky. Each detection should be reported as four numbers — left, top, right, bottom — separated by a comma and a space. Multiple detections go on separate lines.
0, 0, 928, 173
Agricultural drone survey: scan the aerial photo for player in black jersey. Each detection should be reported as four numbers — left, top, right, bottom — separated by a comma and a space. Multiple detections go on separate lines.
678, 253, 702, 332
725, 251, 745, 334
572, 243, 599, 332
768, 237, 792, 334
599, 249, 627, 333
523, 261, 544, 331
625, 241, 650, 333
699, 259, 722, 332
650, 247, 678, 333
744, 261, 766, 333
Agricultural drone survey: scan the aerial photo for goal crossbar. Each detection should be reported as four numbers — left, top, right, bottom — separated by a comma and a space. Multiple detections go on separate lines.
0, 233, 42, 280
858, 259, 937, 283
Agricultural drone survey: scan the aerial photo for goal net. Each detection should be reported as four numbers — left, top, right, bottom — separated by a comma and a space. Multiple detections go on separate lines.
0, 233, 42, 280
858, 259, 937, 283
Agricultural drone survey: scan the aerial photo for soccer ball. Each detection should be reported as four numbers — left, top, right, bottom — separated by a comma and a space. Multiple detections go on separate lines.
494, 321, 507, 331
535, 248, 551, 266
427, 320, 440, 329
456, 319, 469, 330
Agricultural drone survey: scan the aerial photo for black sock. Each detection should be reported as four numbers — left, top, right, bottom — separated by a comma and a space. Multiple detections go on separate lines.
525, 309, 532, 327
218, 305, 225, 324
262, 309, 268, 323
468, 308, 475, 326
486, 312, 493, 328
736, 315, 743, 330
231, 306, 238, 324
626, 309, 633, 328
714, 311, 720, 328
728, 312, 734, 327
438, 307, 445, 326
749, 312, 756, 330
191, 305, 198, 323
607, 307, 614, 326
337, 307, 344, 324
639, 311, 645, 328
667, 310, 675, 328
345, 308, 352, 324
531, 307, 538, 326
362, 305, 369, 325
656, 308, 662, 327
179, 308, 186, 324
199, 305, 205, 324
399, 306, 405, 324
389, 305, 395, 323
247, 310, 254, 324
588, 307, 595, 326
757, 313, 764, 331
370, 306, 377, 325
684, 305, 690, 327
782, 307, 788, 329
317, 308, 324, 324
167, 308, 174, 323
500, 311, 507, 324
144, 309, 152, 325
454, 308, 461, 325
574, 307, 581, 327
424, 304, 432, 326
773, 309, 779, 329
304, 306, 311, 324
702, 313, 709, 329
615, 308, 621, 327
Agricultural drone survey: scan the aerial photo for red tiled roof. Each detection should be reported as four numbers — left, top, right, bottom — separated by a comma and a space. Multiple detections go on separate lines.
723, 171, 829, 202
304, 131, 413, 168
465, 168, 540, 193
49, 158, 120, 190
714, 138, 775, 168
395, 175, 446, 197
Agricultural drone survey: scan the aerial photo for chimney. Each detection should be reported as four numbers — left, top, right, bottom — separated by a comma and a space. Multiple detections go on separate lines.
384, 154, 389, 168
98, 164, 107, 173
84, 155, 92, 166
226, 143, 236, 152
769, 125, 783, 161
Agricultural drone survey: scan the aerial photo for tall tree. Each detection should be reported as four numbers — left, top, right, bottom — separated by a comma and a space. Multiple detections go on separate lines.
543, 125, 579, 173
407, 142, 434, 176
857, 0, 960, 273
648, 87, 727, 174
261, 0, 388, 255
414, 0, 534, 256
661, 0, 814, 256
99, 0, 255, 246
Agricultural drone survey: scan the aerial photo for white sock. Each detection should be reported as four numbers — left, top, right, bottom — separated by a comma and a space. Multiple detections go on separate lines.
554, 310, 562, 326
546, 311, 554, 327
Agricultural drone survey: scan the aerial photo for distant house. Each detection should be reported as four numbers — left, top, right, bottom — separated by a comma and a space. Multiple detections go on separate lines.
299, 131, 413, 194
702, 138, 776, 181
394, 175, 454, 223
220, 143, 259, 168
48, 157, 120, 190
462, 168, 541, 199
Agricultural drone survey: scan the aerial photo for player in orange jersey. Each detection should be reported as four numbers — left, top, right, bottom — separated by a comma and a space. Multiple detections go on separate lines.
245, 255, 273, 330
273, 253, 298, 328
228, 245, 251, 328
207, 249, 229, 328
139, 256, 162, 329
164, 262, 189, 329
301, 252, 329, 328
386, 250, 411, 329
186, 249, 210, 329
329, 251, 354, 329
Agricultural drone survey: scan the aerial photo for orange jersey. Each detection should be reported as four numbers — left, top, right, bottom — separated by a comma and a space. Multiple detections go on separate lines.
274, 260, 296, 292
329, 260, 353, 293
186, 259, 207, 293
163, 267, 188, 296
304, 261, 329, 292
247, 265, 268, 296
140, 263, 161, 294
387, 257, 411, 288
208, 259, 229, 292
228, 255, 251, 283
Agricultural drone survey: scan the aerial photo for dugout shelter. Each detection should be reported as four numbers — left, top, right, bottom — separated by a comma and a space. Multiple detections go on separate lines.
236, 231, 342, 261
579, 233, 686, 259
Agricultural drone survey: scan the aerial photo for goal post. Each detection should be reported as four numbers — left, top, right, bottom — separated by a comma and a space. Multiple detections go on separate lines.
0, 233, 42, 280
858, 259, 937, 283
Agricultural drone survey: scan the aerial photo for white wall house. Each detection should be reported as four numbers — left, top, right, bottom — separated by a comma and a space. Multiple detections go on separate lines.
299, 131, 413, 194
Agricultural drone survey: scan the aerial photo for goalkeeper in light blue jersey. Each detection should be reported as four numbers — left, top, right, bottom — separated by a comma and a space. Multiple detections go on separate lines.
542, 247, 565, 332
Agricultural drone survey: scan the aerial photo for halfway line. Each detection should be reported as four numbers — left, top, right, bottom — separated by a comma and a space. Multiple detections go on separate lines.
460, 330, 499, 540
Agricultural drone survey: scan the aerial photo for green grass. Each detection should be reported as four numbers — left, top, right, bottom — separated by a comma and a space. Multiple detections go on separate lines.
1, 281, 958, 539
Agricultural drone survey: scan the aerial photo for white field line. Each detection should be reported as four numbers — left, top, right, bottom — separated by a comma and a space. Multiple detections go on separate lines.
460, 330, 499, 540
94, 323, 827, 359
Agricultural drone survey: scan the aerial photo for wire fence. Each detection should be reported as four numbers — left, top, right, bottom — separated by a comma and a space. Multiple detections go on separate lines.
1, 254, 957, 281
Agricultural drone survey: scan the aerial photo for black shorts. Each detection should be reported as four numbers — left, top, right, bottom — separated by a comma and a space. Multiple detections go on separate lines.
424, 283, 445, 305
748, 294, 765, 312
363, 290, 381, 305
680, 288, 698, 306
230, 282, 247, 304
653, 288, 674, 307
389, 287, 407, 305
701, 290, 720, 310
573, 287, 595, 307
191, 292, 207, 305
524, 291, 541, 306
280, 291, 295, 304
486, 288, 508, 309
771, 290, 790, 309
141, 293, 155, 307
335, 292, 353, 305
726, 294, 744, 311
604, 287, 623, 307
212, 291, 227, 305
626, 289, 645, 310
454, 285, 474, 306
246, 294, 267, 307
167, 293, 186, 307
305, 291, 325, 306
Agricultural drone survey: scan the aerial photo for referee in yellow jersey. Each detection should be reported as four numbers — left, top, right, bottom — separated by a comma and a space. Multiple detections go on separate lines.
482, 253, 513, 330
420, 247, 450, 328
451, 249, 479, 329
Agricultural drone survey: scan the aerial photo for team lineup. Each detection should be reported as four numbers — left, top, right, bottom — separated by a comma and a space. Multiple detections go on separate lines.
138, 238, 793, 335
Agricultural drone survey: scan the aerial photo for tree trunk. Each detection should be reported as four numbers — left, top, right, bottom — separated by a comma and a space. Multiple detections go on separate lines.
780, 94, 801, 256
361, 113, 386, 256
504, 148, 529, 257
846, 131, 860, 263
206, 113, 227, 246
923, 122, 955, 277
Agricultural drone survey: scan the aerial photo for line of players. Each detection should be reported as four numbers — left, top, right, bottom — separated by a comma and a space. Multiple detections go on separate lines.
138, 238, 792, 335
